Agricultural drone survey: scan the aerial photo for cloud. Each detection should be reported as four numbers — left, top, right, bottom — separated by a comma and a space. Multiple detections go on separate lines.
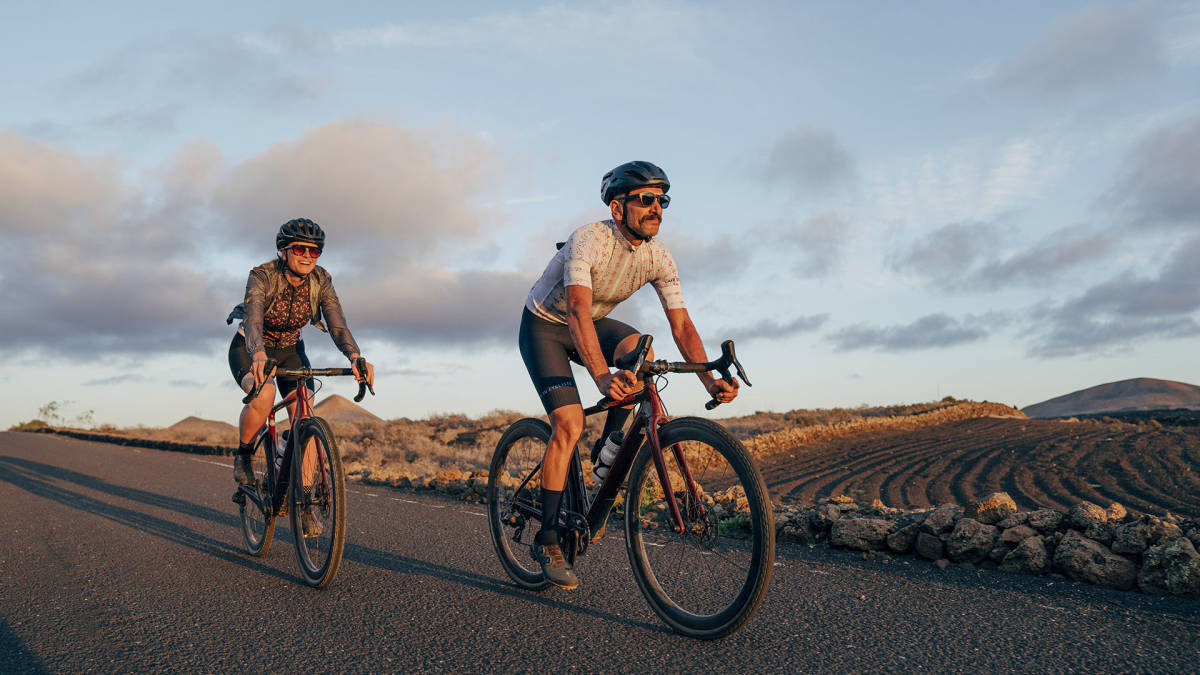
757, 127, 854, 196
889, 221, 998, 285
16, 105, 181, 143
332, 2, 719, 65
891, 221, 1115, 291
775, 213, 852, 278
971, 226, 1115, 288
667, 233, 743, 284
0, 120, 516, 359
829, 313, 1003, 352
83, 374, 147, 387
869, 135, 1062, 228
345, 269, 535, 346
985, 3, 1165, 100
721, 314, 830, 343
1026, 235, 1200, 356
1104, 113, 1200, 228
62, 26, 330, 107
207, 120, 501, 265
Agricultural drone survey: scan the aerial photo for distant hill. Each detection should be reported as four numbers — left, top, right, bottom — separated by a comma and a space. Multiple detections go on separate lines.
313, 394, 382, 424
1021, 378, 1200, 419
166, 416, 237, 436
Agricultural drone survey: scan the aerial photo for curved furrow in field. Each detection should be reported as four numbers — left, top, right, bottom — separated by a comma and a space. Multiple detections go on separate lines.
1103, 433, 1200, 516
756, 417, 1200, 517
819, 438, 945, 503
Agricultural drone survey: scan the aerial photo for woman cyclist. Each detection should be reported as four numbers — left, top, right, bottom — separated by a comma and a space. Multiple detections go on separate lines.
226, 218, 374, 536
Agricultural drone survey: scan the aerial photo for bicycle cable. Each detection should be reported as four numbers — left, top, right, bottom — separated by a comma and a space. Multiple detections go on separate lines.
654, 374, 670, 417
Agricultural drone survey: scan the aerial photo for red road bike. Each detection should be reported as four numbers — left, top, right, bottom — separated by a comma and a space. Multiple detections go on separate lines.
232, 359, 373, 588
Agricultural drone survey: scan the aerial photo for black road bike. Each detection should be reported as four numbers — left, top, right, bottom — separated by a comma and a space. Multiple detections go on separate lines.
487, 337, 774, 639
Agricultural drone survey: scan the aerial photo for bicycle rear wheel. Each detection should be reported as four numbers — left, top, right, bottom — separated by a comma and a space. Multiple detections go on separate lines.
487, 418, 552, 590
238, 433, 275, 556
289, 417, 346, 588
624, 417, 774, 639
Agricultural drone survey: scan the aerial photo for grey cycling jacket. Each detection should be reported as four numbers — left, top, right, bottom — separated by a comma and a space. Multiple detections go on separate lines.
226, 259, 360, 359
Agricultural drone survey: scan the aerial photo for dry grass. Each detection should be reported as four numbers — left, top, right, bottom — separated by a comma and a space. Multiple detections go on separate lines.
741, 401, 1024, 458
76, 398, 1023, 477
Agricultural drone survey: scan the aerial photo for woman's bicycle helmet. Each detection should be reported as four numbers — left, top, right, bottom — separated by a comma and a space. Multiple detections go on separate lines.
276, 218, 326, 251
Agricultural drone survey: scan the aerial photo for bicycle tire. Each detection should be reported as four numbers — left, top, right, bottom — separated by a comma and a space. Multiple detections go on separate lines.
487, 418, 553, 590
289, 416, 346, 588
624, 417, 774, 639
239, 432, 276, 556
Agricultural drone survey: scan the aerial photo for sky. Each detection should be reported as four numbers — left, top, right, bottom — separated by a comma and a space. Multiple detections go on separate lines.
2, 1, 1199, 429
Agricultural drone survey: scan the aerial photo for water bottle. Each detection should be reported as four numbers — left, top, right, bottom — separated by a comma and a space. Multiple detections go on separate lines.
591, 430, 624, 484
274, 430, 290, 473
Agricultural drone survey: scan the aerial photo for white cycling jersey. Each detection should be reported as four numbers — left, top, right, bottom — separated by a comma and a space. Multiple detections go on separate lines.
525, 219, 686, 324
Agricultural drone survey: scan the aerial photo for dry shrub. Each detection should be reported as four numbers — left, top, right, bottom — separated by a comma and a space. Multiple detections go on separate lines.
742, 401, 1023, 458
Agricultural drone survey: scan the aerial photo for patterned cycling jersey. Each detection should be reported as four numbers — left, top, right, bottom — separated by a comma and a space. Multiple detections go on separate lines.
525, 219, 686, 324
262, 276, 311, 348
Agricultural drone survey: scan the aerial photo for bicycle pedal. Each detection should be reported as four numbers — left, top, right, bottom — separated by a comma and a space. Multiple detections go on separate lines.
231, 491, 246, 505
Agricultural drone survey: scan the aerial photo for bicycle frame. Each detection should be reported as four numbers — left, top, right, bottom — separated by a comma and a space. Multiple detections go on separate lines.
565, 373, 704, 544
504, 336, 747, 554
239, 383, 320, 517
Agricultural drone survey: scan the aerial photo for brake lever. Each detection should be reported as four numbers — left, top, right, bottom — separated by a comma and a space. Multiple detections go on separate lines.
723, 340, 752, 387
241, 359, 278, 404
704, 340, 750, 410
353, 357, 375, 403
629, 335, 653, 378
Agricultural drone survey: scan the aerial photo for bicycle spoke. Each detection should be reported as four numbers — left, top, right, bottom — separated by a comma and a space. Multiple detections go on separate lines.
487, 419, 553, 590
290, 418, 346, 588
625, 417, 773, 639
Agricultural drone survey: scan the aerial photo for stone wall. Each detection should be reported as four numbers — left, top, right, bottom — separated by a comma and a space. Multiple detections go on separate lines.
777, 492, 1200, 596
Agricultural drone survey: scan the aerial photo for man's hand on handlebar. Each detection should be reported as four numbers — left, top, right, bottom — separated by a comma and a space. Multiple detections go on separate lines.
596, 369, 641, 400
706, 377, 740, 404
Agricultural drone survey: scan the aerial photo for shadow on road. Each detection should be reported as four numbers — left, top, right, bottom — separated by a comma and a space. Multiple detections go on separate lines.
0, 456, 295, 583
342, 541, 669, 634
0, 619, 47, 675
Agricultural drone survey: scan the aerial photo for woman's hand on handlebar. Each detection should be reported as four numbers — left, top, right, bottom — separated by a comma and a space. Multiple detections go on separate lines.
251, 351, 270, 387
350, 355, 375, 388
596, 369, 640, 400
706, 376, 740, 404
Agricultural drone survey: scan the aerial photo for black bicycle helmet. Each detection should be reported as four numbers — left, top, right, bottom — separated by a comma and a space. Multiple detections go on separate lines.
275, 218, 326, 251
600, 161, 670, 206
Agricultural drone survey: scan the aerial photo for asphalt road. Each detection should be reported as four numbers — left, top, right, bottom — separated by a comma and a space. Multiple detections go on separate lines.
2, 432, 1197, 673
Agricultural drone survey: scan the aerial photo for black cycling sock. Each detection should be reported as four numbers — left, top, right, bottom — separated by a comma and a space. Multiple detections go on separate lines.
237, 441, 254, 457
593, 406, 632, 460
537, 488, 564, 544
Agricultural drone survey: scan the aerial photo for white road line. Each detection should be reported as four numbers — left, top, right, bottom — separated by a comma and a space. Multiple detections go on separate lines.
193, 459, 229, 468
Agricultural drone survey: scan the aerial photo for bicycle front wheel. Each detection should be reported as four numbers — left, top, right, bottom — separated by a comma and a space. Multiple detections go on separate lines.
487, 418, 552, 590
239, 433, 275, 556
624, 417, 774, 639
289, 417, 346, 588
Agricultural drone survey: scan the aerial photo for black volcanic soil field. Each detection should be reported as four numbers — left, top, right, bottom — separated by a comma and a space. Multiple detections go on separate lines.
759, 416, 1200, 519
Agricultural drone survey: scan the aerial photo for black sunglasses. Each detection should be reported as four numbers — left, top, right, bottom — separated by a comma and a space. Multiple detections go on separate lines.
624, 192, 670, 209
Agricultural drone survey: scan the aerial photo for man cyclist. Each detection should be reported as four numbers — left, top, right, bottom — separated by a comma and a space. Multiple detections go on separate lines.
519, 161, 739, 589
226, 218, 374, 536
